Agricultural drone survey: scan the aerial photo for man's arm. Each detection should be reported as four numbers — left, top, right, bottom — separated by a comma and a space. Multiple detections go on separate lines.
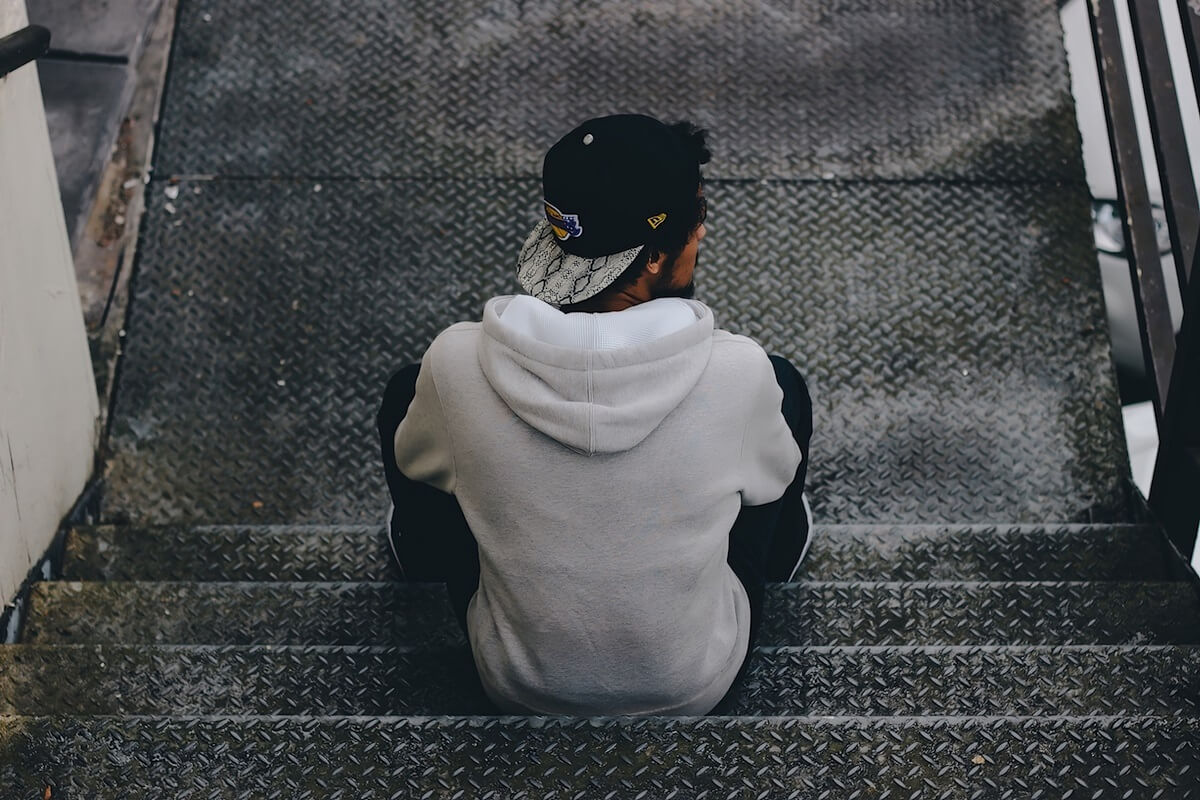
394, 347, 457, 495
738, 349, 803, 506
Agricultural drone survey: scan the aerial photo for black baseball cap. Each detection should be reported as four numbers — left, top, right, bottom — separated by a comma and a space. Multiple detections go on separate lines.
517, 114, 702, 305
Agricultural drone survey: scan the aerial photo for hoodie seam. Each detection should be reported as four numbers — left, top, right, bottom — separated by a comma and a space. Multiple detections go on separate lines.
425, 347, 460, 495
734, 348, 770, 496
587, 321, 596, 455
737, 406, 752, 494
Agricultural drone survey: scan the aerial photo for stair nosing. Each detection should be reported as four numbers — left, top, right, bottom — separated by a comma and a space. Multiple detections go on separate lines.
7, 642, 1200, 654
34, 578, 1196, 588
69, 522, 1162, 533
3, 713, 1196, 723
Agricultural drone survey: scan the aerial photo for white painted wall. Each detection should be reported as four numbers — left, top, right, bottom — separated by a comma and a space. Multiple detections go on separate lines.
0, 0, 99, 605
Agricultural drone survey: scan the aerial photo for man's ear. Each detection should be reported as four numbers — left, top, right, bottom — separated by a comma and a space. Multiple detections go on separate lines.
645, 250, 666, 275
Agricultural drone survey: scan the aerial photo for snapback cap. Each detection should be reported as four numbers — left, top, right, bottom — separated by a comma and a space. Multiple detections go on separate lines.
517, 114, 700, 305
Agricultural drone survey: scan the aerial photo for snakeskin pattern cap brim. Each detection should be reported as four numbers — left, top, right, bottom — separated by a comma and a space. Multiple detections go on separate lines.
516, 220, 644, 305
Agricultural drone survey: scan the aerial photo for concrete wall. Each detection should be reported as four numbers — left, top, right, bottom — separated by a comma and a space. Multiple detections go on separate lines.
0, 0, 99, 605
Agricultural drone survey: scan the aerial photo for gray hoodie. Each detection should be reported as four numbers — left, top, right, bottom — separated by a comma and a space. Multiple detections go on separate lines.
394, 295, 801, 715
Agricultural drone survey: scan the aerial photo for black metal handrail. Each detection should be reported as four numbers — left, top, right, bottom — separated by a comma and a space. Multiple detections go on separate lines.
1150, 233, 1200, 556
1129, 1, 1199, 286
0, 25, 50, 80
1088, 0, 1200, 557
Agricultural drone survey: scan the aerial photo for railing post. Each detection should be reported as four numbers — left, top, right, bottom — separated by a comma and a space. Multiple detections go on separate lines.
1149, 233, 1200, 557
1127, 0, 1198, 286
1178, 0, 1200, 121
1088, 0, 1178, 422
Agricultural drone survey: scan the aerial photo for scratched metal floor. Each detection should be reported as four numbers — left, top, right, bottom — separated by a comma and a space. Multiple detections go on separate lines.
98, 0, 1130, 525
7, 1, 1197, 797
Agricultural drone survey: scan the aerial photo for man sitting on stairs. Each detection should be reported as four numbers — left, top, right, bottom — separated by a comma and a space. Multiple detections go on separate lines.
378, 114, 813, 715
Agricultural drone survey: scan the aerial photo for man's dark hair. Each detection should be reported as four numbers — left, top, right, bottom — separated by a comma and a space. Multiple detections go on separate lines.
588, 121, 711, 298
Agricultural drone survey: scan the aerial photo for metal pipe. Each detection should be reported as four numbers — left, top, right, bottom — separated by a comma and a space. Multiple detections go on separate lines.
1149, 232, 1200, 557
1089, 0, 1178, 422
1177, 0, 1200, 114
0, 25, 50, 80
1128, 0, 1198, 286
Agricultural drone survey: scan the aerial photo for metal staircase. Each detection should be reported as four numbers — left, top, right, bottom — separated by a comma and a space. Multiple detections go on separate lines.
4, 0, 1200, 795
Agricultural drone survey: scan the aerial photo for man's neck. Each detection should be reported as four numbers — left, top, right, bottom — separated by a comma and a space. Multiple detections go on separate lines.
560, 265, 663, 313
560, 286, 650, 314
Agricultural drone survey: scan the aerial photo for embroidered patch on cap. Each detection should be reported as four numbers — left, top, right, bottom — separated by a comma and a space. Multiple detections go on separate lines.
647, 213, 667, 230
545, 201, 583, 240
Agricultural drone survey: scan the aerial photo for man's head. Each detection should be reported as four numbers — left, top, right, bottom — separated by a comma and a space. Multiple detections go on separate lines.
516, 115, 711, 309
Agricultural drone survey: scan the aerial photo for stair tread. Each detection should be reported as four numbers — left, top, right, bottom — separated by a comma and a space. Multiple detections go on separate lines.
155, 0, 1080, 180
4, 643, 1199, 717
4, 715, 1198, 797
106, 179, 1129, 527
62, 522, 1173, 582
25, 580, 1200, 646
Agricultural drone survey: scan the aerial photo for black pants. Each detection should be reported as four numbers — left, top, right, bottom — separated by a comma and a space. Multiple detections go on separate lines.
378, 364, 481, 632
377, 355, 813, 650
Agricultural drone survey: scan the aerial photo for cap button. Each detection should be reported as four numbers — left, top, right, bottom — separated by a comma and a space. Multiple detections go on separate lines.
583, 133, 594, 145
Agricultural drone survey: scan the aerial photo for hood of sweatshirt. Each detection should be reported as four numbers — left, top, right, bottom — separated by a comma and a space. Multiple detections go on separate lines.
478, 295, 715, 455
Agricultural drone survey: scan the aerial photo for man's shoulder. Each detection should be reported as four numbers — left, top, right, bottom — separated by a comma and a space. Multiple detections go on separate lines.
703, 329, 776, 388
435, 320, 482, 338
418, 322, 483, 385
710, 328, 772, 360
426, 320, 481, 352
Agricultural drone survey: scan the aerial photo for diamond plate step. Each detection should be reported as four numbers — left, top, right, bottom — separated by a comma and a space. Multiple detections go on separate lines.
22, 582, 465, 647
3, 716, 1198, 797
63, 525, 402, 582
3, 644, 1198, 717
63, 524, 402, 582
155, 0, 1082, 182
61, 523, 1174, 582
106, 179, 1127, 526
23, 581, 1200, 646
799, 523, 1173, 581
